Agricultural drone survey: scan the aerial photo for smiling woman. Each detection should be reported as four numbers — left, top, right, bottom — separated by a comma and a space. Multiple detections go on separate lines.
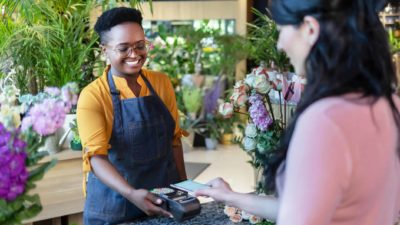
76, 7, 188, 225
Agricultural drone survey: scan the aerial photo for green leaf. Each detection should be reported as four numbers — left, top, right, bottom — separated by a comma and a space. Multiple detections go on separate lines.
28, 159, 57, 183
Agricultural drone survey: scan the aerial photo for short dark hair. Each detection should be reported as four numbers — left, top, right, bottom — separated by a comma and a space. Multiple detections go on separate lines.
94, 7, 143, 44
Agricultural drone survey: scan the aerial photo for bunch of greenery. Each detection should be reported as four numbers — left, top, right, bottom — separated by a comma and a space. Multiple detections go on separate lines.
98, 0, 153, 12
388, 28, 400, 53
247, 9, 291, 72
214, 34, 251, 79
182, 86, 203, 115
69, 118, 80, 145
0, 0, 99, 94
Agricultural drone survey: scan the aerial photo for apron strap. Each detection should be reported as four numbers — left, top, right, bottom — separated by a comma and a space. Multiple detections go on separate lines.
139, 70, 157, 96
107, 70, 124, 139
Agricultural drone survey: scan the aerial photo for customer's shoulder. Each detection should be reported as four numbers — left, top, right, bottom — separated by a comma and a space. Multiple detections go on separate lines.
300, 95, 364, 122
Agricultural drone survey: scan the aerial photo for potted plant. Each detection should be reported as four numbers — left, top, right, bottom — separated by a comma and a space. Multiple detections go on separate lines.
217, 116, 236, 145
69, 118, 82, 151
195, 115, 220, 150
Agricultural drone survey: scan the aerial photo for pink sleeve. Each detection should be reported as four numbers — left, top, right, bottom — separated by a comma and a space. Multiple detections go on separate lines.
277, 109, 352, 225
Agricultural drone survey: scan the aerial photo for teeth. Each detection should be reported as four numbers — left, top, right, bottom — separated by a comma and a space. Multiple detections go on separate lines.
126, 60, 139, 66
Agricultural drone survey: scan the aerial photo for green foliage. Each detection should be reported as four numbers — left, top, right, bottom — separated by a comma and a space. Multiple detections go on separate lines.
98, 0, 153, 12
256, 220, 276, 225
247, 8, 291, 72
148, 25, 195, 87
182, 87, 203, 114
214, 34, 251, 78
0, 0, 99, 93
388, 29, 400, 53
70, 118, 80, 144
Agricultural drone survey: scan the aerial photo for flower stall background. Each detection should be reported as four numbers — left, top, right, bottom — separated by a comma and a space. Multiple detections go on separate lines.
0, 1, 303, 224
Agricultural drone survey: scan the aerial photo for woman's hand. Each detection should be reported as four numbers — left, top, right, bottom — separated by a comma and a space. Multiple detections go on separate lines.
194, 177, 233, 203
127, 189, 172, 218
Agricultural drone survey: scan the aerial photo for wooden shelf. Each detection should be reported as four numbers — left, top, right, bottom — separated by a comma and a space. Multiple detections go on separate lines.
24, 149, 84, 224
39, 149, 81, 164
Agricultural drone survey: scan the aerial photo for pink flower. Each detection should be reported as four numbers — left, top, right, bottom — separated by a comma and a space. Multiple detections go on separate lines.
223, 205, 237, 217
233, 80, 248, 94
44, 87, 61, 97
229, 213, 243, 223
21, 99, 66, 136
219, 102, 234, 118
230, 92, 248, 108
249, 215, 262, 224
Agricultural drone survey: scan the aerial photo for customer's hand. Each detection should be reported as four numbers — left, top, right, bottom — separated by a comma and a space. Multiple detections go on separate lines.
194, 177, 232, 203
127, 189, 172, 218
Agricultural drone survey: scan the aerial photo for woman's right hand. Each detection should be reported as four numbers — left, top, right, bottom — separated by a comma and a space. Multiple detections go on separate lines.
127, 189, 172, 218
194, 177, 233, 203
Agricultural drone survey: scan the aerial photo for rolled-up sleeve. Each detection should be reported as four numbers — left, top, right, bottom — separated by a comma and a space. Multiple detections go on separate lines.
77, 87, 110, 173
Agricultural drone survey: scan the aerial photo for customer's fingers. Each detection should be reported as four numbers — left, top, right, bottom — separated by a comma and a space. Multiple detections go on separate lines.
206, 177, 226, 187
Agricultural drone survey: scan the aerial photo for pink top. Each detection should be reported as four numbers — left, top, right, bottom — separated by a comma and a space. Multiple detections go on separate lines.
277, 95, 400, 225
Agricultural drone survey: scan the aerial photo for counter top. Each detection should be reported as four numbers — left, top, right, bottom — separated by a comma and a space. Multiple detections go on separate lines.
126, 201, 252, 225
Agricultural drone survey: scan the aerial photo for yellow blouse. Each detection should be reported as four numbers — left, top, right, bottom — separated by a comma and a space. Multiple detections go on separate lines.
77, 66, 184, 189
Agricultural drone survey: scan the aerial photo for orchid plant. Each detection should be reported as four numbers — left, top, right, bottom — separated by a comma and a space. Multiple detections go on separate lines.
0, 81, 78, 224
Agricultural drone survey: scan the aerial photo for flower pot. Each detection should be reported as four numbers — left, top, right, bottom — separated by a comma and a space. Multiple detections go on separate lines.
220, 133, 234, 145
205, 138, 218, 150
38, 134, 60, 154
58, 113, 76, 150
70, 140, 82, 151
181, 130, 195, 152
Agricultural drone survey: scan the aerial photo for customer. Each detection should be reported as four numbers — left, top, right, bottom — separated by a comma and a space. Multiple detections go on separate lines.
196, 0, 400, 224
77, 7, 187, 224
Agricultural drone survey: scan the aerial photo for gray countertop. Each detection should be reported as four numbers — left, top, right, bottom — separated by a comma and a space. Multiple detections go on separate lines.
124, 201, 252, 225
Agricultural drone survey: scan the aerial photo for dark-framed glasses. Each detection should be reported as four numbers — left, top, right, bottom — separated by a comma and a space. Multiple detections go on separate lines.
108, 40, 152, 57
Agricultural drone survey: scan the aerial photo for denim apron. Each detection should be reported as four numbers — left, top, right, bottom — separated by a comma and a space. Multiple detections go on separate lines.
83, 70, 180, 225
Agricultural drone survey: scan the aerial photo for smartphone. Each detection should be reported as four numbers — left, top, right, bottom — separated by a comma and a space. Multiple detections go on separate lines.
170, 180, 209, 195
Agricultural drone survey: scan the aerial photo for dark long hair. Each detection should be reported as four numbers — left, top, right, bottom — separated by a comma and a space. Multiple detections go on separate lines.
264, 0, 400, 193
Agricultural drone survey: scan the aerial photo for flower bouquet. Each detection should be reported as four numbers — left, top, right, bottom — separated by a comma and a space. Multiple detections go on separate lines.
0, 81, 77, 224
219, 64, 304, 193
223, 205, 274, 225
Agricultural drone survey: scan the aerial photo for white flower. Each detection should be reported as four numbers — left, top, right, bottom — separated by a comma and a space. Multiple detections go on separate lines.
230, 92, 248, 108
0, 85, 20, 106
233, 80, 248, 93
244, 73, 256, 88
245, 123, 257, 138
253, 74, 270, 94
249, 215, 262, 224
0, 105, 21, 130
218, 102, 234, 118
242, 137, 256, 151
229, 213, 243, 223
223, 205, 237, 217
267, 70, 278, 81
241, 210, 251, 220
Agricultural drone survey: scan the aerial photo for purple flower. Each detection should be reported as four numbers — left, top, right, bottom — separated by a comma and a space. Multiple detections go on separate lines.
0, 122, 28, 201
21, 99, 66, 136
248, 94, 273, 131
249, 94, 263, 105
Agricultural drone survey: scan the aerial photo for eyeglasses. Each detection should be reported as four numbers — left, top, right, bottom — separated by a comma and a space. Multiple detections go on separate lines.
106, 40, 152, 57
